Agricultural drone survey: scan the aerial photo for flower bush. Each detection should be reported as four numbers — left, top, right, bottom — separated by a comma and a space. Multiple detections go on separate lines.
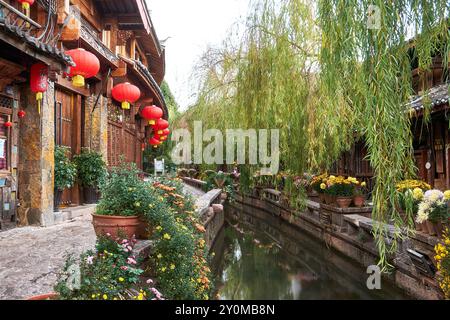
435, 229, 450, 299
416, 190, 450, 224
323, 175, 355, 197
148, 177, 212, 300
396, 179, 431, 193
55, 235, 164, 300
310, 173, 328, 193
55, 146, 77, 191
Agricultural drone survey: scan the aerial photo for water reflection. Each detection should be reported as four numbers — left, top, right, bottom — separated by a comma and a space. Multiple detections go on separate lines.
213, 210, 410, 300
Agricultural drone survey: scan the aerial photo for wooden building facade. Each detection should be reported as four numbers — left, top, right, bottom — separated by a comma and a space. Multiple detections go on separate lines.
331, 50, 449, 193
0, 0, 167, 229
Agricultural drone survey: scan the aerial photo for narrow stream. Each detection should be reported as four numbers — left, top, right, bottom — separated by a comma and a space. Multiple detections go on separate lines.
211, 207, 411, 300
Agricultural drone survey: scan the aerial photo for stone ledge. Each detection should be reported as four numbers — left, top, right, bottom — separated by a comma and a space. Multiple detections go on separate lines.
41, 205, 96, 227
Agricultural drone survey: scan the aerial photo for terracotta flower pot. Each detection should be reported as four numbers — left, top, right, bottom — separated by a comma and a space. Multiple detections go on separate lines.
414, 221, 422, 232
27, 293, 59, 300
419, 221, 428, 234
324, 194, 333, 205
336, 197, 353, 209
425, 220, 436, 236
92, 214, 146, 240
434, 221, 444, 238
353, 195, 365, 208
319, 193, 326, 204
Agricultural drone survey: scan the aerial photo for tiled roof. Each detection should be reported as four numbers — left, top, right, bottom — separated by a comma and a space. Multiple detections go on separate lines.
0, 23, 74, 66
408, 83, 449, 110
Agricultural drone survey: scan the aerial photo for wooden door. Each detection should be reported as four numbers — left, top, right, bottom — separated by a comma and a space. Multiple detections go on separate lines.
55, 89, 81, 206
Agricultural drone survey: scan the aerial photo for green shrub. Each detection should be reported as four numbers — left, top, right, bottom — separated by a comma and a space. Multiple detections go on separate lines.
55, 146, 77, 191
73, 149, 106, 188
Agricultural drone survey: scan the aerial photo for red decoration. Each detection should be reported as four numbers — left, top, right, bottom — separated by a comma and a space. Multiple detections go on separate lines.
149, 137, 160, 148
112, 82, 141, 110
162, 129, 170, 136
66, 49, 100, 87
18, 110, 26, 118
153, 119, 169, 135
141, 143, 145, 151
18, 0, 34, 12
30, 63, 48, 115
140, 105, 163, 125
4, 121, 13, 128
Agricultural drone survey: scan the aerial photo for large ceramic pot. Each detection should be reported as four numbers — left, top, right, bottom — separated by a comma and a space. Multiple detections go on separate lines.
27, 293, 59, 300
83, 186, 99, 204
353, 195, 365, 208
324, 193, 333, 205
92, 214, 148, 240
336, 196, 353, 209
425, 220, 436, 236
319, 193, 326, 204
433, 221, 444, 238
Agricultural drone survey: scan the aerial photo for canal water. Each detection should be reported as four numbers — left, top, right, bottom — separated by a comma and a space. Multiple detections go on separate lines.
211, 207, 411, 300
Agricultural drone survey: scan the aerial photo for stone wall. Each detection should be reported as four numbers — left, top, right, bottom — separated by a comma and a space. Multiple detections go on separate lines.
232, 191, 444, 300
83, 94, 108, 161
17, 83, 55, 226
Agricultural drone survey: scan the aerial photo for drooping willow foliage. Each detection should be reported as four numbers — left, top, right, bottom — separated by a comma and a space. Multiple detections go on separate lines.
319, 0, 449, 269
178, 0, 450, 268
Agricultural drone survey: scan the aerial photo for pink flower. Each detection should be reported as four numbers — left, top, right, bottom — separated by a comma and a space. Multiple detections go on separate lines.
146, 279, 154, 285
120, 266, 128, 271
86, 256, 94, 265
127, 246, 133, 251
122, 239, 128, 244
127, 257, 137, 265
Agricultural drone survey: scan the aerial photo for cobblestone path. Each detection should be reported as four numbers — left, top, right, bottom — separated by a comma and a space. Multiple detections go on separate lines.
0, 183, 205, 300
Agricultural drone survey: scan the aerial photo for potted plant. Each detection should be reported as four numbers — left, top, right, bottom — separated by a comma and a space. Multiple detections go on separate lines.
326, 176, 354, 208
416, 190, 449, 237
54, 146, 77, 211
396, 179, 431, 229
93, 161, 152, 239
310, 173, 328, 203
73, 149, 106, 204
353, 181, 367, 207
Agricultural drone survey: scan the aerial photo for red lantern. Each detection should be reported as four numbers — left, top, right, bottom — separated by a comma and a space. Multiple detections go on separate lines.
149, 137, 160, 148
66, 49, 100, 87
30, 63, 48, 115
112, 82, 141, 110
141, 143, 145, 151
153, 119, 169, 135
4, 121, 13, 128
140, 105, 163, 125
18, 0, 34, 14
18, 110, 26, 118
162, 129, 170, 136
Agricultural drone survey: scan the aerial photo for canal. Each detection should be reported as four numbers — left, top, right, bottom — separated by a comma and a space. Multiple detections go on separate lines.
211, 206, 411, 300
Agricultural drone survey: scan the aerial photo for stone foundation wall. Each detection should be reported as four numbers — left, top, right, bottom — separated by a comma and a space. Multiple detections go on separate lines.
232, 192, 444, 300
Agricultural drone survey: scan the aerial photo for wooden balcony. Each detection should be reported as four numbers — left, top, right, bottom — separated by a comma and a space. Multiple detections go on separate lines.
0, 0, 73, 70
61, 5, 118, 68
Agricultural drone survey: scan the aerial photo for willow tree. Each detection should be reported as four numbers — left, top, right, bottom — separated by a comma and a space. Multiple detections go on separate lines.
180, 0, 450, 268
318, 0, 449, 268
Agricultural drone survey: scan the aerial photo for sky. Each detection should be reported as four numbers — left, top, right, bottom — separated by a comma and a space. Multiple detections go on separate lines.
147, 0, 251, 111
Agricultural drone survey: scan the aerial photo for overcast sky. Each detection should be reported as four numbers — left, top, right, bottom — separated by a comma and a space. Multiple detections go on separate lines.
147, 0, 251, 111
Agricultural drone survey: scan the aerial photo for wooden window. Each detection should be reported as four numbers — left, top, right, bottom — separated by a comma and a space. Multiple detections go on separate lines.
102, 24, 111, 49
0, 93, 13, 172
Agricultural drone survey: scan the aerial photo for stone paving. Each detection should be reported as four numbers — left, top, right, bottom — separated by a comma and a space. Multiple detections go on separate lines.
0, 212, 96, 300
0, 184, 205, 300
